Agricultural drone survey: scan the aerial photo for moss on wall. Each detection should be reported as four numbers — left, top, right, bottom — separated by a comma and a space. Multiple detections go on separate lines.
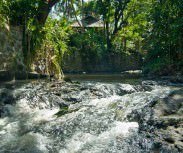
0, 25, 24, 71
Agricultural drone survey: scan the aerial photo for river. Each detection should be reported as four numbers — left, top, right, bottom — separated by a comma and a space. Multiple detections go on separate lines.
0, 75, 182, 153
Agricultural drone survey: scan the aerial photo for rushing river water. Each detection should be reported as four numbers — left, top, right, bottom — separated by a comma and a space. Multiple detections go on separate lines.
0, 75, 182, 153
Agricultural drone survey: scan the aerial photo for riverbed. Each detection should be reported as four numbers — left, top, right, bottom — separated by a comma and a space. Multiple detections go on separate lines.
0, 75, 182, 153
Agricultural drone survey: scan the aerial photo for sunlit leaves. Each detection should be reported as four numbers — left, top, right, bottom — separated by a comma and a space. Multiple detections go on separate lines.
144, 0, 183, 73
111, 0, 151, 54
38, 17, 71, 79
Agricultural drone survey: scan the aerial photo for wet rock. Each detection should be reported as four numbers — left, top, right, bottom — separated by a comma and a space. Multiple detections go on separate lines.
120, 86, 183, 153
1, 104, 15, 117
164, 136, 175, 144
0, 107, 2, 117
134, 85, 153, 92
50, 83, 56, 88
63, 77, 72, 83
80, 87, 88, 91
142, 80, 158, 86
132, 88, 183, 153
15, 71, 27, 80
170, 76, 183, 84
59, 103, 69, 108
53, 92, 61, 96
0, 70, 14, 81
0, 88, 16, 105
55, 106, 69, 117
160, 75, 183, 84
27, 72, 40, 79
62, 97, 81, 103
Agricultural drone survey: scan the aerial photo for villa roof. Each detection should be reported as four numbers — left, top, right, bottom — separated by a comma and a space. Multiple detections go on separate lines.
71, 16, 103, 28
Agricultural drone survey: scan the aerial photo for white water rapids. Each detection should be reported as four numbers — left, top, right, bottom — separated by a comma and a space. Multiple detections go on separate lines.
0, 81, 171, 153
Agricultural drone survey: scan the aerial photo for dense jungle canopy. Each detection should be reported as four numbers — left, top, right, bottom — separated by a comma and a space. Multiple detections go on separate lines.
0, 0, 183, 78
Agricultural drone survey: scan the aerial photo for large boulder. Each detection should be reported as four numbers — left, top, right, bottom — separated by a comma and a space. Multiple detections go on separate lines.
127, 88, 183, 152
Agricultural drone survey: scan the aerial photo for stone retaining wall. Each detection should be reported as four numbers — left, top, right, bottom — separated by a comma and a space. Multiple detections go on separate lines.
0, 25, 24, 71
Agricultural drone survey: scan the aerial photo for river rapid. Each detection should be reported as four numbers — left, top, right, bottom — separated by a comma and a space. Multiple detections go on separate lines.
0, 77, 182, 153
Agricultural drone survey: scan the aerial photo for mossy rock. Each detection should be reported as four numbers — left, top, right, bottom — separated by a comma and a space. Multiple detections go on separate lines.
115, 109, 124, 121
55, 105, 80, 117
55, 106, 69, 117
108, 102, 118, 109
63, 77, 72, 83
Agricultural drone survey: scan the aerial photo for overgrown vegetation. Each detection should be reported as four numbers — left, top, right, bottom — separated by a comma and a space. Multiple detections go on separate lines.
144, 0, 183, 75
70, 29, 107, 71
0, 0, 182, 77
0, 1, 9, 28
34, 17, 72, 79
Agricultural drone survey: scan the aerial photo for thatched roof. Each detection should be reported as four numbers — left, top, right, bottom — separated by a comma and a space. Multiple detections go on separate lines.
71, 16, 103, 28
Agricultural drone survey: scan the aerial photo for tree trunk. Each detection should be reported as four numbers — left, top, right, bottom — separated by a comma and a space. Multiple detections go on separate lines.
36, 0, 60, 25
124, 38, 127, 52
82, 0, 84, 18
106, 21, 111, 51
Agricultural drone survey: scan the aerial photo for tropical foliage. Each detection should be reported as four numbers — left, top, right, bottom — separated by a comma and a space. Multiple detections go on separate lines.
0, 0, 182, 77
70, 29, 106, 70
144, 0, 183, 74
36, 17, 72, 79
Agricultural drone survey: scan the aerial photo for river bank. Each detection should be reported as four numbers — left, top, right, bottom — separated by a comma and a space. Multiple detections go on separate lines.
0, 71, 49, 82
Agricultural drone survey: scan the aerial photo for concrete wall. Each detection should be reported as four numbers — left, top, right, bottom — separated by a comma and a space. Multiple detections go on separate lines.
62, 51, 142, 73
0, 25, 24, 71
